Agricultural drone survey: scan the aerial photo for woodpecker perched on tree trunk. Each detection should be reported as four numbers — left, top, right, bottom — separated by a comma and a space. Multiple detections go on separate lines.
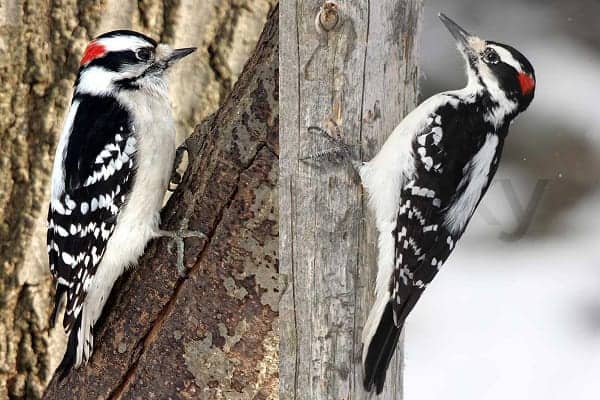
47, 30, 202, 375
307, 13, 535, 394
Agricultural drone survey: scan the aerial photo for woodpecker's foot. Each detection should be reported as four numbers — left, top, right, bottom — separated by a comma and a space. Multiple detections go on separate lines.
302, 126, 362, 172
158, 227, 207, 277
168, 144, 187, 192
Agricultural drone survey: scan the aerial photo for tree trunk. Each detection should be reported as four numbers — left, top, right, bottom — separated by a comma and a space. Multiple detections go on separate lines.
0, 0, 274, 398
42, 4, 278, 400
279, 1, 421, 399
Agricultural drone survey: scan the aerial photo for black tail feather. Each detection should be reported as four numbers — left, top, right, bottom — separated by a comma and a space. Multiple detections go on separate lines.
363, 302, 403, 394
49, 284, 67, 328
56, 312, 82, 380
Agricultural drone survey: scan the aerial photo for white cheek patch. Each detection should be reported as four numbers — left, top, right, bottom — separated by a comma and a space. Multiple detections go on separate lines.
76, 64, 149, 96
489, 44, 523, 72
76, 67, 117, 96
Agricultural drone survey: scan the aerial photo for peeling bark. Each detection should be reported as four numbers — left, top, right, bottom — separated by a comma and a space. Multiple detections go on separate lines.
0, 0, 275, 398
42, 5, 278, 400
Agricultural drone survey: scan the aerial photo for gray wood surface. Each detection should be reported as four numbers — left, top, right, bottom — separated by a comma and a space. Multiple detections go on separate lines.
280, 1, 423, 399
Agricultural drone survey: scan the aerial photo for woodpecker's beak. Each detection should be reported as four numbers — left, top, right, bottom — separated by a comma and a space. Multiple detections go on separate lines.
161, 47, 197, 69
150, 45, 197, 74
165, 47, 197, 64
439, 13, 481, 61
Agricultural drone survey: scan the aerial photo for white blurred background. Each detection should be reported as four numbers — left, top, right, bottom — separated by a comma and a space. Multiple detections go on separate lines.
405, 1, 600, 399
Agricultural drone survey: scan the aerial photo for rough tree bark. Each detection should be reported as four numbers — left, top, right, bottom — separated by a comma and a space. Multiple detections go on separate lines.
42, 4, 278, 400
279, 1, 421, 399
0, 0, 274, 398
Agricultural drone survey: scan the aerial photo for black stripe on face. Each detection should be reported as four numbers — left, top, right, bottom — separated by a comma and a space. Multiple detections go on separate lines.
86, 50, 140, 72
74, 49, 140, 87
488, 61, 523, 99
487, 41, 535, 77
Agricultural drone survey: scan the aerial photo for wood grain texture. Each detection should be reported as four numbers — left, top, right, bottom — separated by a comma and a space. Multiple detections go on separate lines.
42, 6, 278, 400
0, 0, 274, 398
279, 1, 422, 399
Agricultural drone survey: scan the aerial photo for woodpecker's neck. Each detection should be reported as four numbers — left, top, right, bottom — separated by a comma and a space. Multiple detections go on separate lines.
462, 64, 520, 129
458, 73, 518, 131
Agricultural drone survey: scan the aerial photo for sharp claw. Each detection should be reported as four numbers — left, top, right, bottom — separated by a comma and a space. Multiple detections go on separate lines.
178, 229, 207, 240
302, 126, 363, 177
304, 126, 354, 160
307, 126, 338, 142
157, 226, 207, 277
306, 147, 345, 159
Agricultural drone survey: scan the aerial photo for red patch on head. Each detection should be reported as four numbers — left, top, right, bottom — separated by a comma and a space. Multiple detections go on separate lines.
518, 72, 535, 96
80, 41, 107, 65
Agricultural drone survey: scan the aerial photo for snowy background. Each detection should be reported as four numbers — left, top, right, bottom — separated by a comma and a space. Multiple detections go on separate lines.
405, 1, 600, 399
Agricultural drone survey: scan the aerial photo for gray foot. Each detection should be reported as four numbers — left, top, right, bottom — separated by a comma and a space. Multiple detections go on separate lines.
157, 227, 207, 277
302, 126, 362, 172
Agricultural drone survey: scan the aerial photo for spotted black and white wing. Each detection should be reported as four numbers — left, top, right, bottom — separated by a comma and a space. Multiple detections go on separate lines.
390, 113, 458, 325
362, 103, 502, 393
389, 100, 504, 326
47, 93, 136, 333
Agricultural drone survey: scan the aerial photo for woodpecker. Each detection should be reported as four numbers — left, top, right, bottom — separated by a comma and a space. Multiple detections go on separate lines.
307, 13, 535, 394
47, 30, 202, 374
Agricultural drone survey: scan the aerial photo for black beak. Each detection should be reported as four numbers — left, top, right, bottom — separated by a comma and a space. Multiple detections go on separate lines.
164, 47, 196, 64
141, 47, 196, 78
438, 13, 478, 59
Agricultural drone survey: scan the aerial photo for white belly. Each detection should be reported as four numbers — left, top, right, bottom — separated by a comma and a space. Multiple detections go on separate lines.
85, 90, 175, 326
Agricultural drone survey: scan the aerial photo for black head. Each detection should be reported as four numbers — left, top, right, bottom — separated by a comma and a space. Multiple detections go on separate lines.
75, 30, 196, 95
439, 13, 536, 114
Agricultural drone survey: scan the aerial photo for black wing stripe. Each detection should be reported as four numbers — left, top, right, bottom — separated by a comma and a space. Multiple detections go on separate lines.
391, 112, 454, 323
47, 94, 136, 331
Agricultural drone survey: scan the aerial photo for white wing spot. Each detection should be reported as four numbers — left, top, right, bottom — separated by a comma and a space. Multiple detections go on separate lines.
62, 251, 74, 265
56, 225, 69, 237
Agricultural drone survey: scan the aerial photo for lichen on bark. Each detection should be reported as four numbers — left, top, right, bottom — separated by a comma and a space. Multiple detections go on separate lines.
42, 4, 279, 400
0, 0, 276, 398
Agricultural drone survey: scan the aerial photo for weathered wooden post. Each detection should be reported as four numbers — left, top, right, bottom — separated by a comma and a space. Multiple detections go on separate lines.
280, 1, 422, 398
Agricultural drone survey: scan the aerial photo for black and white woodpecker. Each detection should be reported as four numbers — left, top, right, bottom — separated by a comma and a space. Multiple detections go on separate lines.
308, 13, 535, 394
47, 30, 202, 374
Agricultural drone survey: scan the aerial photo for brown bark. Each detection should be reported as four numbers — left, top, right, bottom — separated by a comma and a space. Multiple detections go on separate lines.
0, 0, 274, 398
42, 4, 278, 400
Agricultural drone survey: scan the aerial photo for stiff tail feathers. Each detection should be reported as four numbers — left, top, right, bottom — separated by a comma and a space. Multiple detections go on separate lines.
56, 307, 94, 380
49, 284, 67, 328
362, 302, 403, 395
56, 312, 82, 380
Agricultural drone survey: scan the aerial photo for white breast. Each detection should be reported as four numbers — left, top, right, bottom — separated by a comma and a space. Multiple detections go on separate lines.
82, 88, 176, 341
443, 133, 498, 235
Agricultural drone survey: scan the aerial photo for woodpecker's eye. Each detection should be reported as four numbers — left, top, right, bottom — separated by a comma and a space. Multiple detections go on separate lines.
482, 48, 500, 64
135, 47, 154, 62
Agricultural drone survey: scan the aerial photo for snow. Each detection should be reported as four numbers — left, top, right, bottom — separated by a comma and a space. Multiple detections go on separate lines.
404, 1, 600, 399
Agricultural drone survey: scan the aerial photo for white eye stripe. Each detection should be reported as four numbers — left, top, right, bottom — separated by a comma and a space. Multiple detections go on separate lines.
488, 45, 523, 72
97, 36, 152, 53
